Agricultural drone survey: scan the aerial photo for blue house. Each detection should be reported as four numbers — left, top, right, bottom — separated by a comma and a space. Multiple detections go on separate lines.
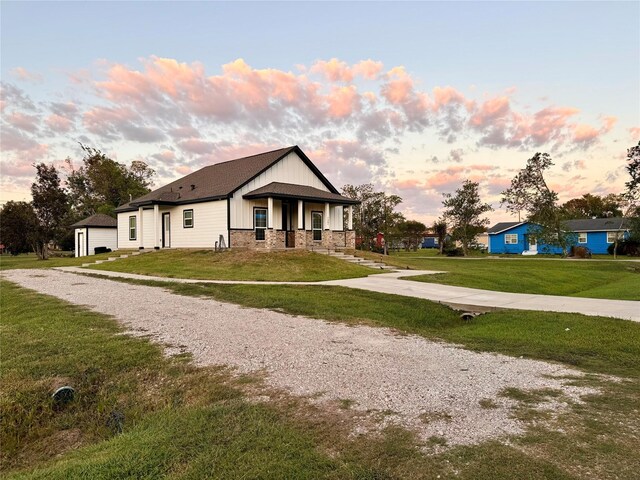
487, 218, 631, 255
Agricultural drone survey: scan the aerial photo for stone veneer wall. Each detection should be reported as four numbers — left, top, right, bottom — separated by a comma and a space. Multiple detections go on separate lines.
232, 229, 355, 250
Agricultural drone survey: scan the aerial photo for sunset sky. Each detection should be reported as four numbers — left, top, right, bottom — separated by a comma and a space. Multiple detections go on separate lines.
1, 1, 639, 224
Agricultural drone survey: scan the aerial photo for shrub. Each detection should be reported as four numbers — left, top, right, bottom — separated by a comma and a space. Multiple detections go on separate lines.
607, 240, 640, 256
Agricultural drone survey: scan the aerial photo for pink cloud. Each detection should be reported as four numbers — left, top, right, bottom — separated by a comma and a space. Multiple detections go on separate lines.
178, 138, 216, 155
11, 67, 43, 83
311, 58, 354, 82
45, 114, 73, 133
6, 111, 40, 132
572, 124, 599, 143
630, 127, 640, 140
352, 60, 384, 79
327, 86, 359, 118
175, 165, 192, 175
469, 96, 510, 127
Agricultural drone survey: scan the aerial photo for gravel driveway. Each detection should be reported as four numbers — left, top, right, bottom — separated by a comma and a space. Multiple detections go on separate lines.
3, 269, 598, 446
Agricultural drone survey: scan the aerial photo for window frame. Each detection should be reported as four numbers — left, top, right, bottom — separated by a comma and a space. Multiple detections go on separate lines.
129, 215, 137, 241
183, 209, 194, 228
254, 207, 267, 241
504, 233, 518, 245
311, 211, 323, 241
577, 232, 588, 244
607, 231, 620, 243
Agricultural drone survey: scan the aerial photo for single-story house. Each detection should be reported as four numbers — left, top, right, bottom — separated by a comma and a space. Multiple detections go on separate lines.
113, 146, 359, 251
70, 213, 118, 257
487, 218, 631, 255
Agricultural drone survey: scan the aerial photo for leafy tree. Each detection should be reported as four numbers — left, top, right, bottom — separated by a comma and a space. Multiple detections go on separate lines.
66, 145, 155, 217
398, 220, 426, 251
432, 219, 447, 255
0, 201, 38, 255
501, 153, 575, 256
625, 140, 640, 200
342, 184, 404, 254
561, 193, 622, 219
622, 141, 640, 244
442, 180, 492, 256
31, 163, 69, 259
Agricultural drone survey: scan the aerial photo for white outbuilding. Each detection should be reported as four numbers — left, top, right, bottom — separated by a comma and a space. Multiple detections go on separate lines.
71, 214, 118, 257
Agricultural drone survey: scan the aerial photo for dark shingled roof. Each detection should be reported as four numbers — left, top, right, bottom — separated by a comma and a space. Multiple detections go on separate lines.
488, 218, 632, 234
70, 214, 117, 228
564, 218, 630, 231
487, 222, 523, 234
243, 182, 359, 204
115, 146, 347, 212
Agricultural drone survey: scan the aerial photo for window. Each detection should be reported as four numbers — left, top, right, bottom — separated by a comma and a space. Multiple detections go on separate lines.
129, 216, 136, 241
312, 211, 323, 241
578, 233, 587, 243
183, 209, 194, 228
504, 234, 518, 244
607, 231, 620, 243
255, 208, 267, 240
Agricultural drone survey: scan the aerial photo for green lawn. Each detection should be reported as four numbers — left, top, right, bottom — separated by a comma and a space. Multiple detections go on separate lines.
3, 279, 640, 479
86, 249, 376, 282
353, 251, 640, 300
0, 252, 139, 271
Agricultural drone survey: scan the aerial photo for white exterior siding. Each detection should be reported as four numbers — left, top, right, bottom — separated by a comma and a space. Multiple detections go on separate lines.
166, 201, 228, 248
75, 227, 117, 257
230, 151, 330, 229
118, 201, 228, 249
117, 212, 141, 249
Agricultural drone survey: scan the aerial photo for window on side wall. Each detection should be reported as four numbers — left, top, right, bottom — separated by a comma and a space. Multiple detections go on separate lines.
183, 209, 194, 228
578, 233, 587, 243
607, 231, 619, 243
255, 208, 267, 240
312, 211, 323, 241
129, 216, 136, 240
504, 233, 518, 244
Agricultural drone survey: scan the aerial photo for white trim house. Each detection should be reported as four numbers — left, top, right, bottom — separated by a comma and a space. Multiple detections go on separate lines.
70, 213, 118, 257
114, 146, 359, 250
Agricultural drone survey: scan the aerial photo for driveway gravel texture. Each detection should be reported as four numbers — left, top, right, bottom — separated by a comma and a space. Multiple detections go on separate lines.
3, 269, 600, 447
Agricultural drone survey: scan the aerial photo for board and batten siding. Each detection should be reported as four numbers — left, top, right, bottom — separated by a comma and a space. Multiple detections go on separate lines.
166, 200, 228, 248
75, 227, 117, 257
117, 210, 154, 249
118, 200, 228, 249
229, 151, 330, 229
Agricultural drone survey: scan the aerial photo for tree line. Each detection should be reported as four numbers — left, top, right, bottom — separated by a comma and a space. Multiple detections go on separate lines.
342, 141, 639, 257
0, 146, 155, 259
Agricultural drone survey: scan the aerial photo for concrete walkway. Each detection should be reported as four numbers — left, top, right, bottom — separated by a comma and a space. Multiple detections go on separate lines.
54, 266, 639, 322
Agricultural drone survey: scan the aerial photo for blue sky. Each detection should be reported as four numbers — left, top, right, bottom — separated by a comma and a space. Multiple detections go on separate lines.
1, 1, 639, 222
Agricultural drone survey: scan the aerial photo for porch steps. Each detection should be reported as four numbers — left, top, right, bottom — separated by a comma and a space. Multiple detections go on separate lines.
312, 249, 396, 270
78, 249, 152, 268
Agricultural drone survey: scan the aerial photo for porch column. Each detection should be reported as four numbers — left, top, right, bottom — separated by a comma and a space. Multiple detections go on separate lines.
138, 206, 144, 249
153, 204, 160, 249
324, 202, 330, 230
297, 200, 304, 229
267, 197, 274, 229
347, 205, 353, 230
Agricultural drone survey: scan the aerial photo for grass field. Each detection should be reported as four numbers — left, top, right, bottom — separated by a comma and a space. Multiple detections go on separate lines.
44, 249, 375, 282
353, 250, 640, 300
3, 278, 640, 479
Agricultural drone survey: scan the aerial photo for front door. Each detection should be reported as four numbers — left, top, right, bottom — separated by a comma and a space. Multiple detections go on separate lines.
282, 204, 290, 247
162, 213, 171, 248
529, 235, 537, 252
77, 231, 85, 257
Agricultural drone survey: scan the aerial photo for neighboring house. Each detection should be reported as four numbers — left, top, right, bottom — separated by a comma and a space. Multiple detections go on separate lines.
114, 146, 359, 251
421, 234, 440, 249
71, 214, 118, 257
488, 218, 631, 255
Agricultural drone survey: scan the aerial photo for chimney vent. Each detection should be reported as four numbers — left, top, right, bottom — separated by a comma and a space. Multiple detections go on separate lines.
190, 184, 196, 191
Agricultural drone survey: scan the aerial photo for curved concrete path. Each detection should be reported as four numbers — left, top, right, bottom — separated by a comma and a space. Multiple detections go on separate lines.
54, 266, 639, 322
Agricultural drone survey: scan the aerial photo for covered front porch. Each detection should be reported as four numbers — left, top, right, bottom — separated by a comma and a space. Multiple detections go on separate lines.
231, 182, 358, 250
